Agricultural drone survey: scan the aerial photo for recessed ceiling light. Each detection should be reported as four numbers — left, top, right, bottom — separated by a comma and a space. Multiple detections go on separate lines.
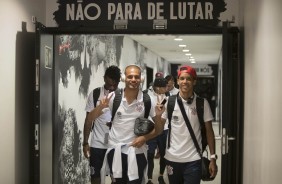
191, 61, 196, 63
185, 53, 192, 56
174, 37, 183, 41
182, 49, 190, 52
179, 44, 186, 47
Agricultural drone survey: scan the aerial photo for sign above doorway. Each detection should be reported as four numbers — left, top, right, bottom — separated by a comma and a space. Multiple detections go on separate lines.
53, 0, 226, 31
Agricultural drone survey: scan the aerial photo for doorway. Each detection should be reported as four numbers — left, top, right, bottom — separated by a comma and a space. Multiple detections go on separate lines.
34, 23, 242, 184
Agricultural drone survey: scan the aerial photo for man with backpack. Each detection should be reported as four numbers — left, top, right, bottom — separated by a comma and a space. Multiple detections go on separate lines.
144, 77, 169, 184
98, 64, 166, 184
161, 65, 218, 184
83, 65, 121, 184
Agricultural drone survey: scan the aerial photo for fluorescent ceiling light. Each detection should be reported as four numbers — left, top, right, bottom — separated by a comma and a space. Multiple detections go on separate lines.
179, 44, 186, 47
174, 37, 183, 41
182, 49, 190, 52
185, 53, 192, 56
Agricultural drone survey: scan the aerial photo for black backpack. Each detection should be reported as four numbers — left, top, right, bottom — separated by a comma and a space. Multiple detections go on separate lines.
167, 94, 207, 152
92, 87, 101, 108
107, 89, 151, 128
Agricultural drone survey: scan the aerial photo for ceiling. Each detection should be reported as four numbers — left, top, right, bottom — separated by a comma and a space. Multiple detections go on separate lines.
128, 34, 222, 65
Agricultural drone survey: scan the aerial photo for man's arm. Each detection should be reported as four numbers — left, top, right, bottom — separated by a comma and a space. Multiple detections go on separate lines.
82, 103, 108, 158
131, 106, 166, 148
205, 120, 218, 177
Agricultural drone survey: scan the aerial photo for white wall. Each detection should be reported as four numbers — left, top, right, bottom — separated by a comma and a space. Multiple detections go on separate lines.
241, 0, 282, 183
0, 0, 45, 183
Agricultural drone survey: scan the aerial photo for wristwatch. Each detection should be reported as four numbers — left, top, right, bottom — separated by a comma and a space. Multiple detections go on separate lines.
210, 154, 218, 160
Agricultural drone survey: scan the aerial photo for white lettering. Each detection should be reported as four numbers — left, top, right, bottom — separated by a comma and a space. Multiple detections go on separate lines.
124, 3, 133, 20
205, 2, 213, 19
66, 4, 75, 21
148, 3, 155, 19
115, 4, 124, 19
195, 3, 203, 19
84, 3, 101, 20
133, 3, 142, 20
76, 4, 84, 20
156, 2, 164, 19
170, 2, 177, 20
108, 3, 115, 20
178, 2, 186, 19
108, 3, 142, 20
187, 2, 195, 19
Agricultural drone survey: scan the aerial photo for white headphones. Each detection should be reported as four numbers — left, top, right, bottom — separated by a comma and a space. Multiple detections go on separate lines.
120, 64, 145, 83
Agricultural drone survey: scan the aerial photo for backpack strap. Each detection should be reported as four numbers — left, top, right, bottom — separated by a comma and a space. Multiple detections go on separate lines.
93, 87, 101, 107
111, 88, 123, 122
110, 89, 151, 125
196, 97, 204, 127
142, 89, 148, 94
196, 96, 207, 151
167, 94, 177, 149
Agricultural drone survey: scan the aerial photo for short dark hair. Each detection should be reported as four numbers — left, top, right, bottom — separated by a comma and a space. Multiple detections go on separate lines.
165, 74, 175, 82
104, 65, 121, 83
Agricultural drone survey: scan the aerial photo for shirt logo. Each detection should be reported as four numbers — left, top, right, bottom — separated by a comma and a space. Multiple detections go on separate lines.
116, 111, 122, 119
191, 107, 197, 115
136, 103, 144, 112
166, 165, 173, 175
172, 116, 179, 121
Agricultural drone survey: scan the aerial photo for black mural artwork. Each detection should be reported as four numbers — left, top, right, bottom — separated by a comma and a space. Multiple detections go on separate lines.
55, 34, 166, 183
56, 35, 124, 97
133, 40, 148, 70
56, 105, 89, 183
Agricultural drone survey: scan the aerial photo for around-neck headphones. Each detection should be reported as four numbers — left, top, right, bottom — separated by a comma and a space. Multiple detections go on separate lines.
187, 95, 194, 105
120, 64, 145, 83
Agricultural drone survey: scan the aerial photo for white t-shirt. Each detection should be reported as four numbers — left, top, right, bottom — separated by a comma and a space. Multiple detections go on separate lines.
85, 87, 111, 149
162, 93, 214, 163
108, 89, 156, 154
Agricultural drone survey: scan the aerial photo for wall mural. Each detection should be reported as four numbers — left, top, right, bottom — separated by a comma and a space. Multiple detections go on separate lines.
54, 34, 167, 183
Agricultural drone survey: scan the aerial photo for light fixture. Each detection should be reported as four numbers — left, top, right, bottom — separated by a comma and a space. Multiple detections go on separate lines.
153, 19, 167, 29
182, 49, 189, 52
179, 44, 186, 47
174, 36, 183, 41
185, 53, 192, 56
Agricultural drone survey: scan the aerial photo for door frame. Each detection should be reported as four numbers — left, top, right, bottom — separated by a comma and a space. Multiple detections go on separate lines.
34, 21, 243, 184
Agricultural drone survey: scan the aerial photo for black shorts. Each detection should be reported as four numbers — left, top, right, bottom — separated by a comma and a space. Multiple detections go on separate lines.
90, 147, 107, 179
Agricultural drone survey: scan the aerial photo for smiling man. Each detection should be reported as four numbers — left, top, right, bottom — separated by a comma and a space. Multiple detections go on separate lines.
161, 65, 218, 184
83, 65, 121, 184
97, 64, 166, 184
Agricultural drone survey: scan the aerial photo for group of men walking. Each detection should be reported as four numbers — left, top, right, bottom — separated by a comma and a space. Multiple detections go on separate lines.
83, 64, 217, 184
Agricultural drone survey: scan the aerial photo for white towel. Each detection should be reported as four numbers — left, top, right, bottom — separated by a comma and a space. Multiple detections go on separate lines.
100, 143, 148, 184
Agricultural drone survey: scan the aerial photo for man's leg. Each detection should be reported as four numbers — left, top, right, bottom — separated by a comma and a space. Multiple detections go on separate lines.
182, 160, 201, 184
146, 138, 158, 183
166, 160, 184, 184
128, 153, 147, 184
157, 130, 168, 184
90, 147, 107, 184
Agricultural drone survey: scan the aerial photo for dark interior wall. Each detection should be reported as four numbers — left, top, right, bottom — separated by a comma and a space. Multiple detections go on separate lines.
15, 31, 35, 184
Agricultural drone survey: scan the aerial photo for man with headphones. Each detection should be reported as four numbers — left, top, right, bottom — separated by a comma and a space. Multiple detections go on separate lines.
160, 65, 217, 184
98, 64, 166, 184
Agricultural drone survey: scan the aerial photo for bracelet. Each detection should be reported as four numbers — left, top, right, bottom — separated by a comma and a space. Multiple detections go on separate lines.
83, 142, 89, 146
210, 154, 218, 160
